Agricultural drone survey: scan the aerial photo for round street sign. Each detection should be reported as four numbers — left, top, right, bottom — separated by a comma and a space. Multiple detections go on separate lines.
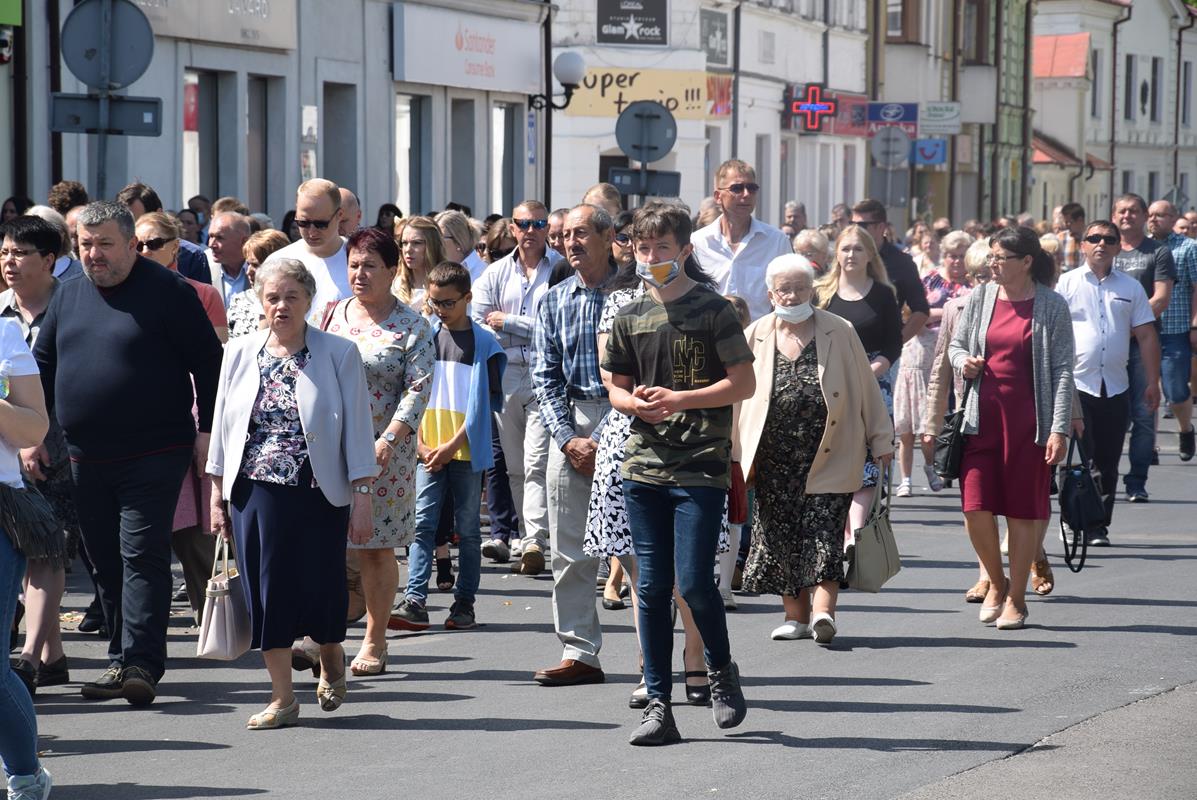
615, 101, 678, 165
870, 126, 911, 168
61, 0, 155, 91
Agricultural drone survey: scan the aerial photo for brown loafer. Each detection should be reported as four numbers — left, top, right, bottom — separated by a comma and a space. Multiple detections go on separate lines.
964, 578, 990, 604
533, 659, 605, 686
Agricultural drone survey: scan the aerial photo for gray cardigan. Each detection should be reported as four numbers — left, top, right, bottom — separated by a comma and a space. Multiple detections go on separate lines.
948, 282, 1075, 446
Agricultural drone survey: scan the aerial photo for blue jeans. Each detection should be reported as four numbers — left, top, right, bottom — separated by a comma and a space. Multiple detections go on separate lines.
0, 531, 39, 778
624, 480, 732, 702
1159, 332, 1193, 407
1124, 341, 1155, 493
406, 460, 482, 605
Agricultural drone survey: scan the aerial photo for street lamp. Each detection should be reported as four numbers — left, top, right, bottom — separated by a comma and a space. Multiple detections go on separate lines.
531, 51, 585, 111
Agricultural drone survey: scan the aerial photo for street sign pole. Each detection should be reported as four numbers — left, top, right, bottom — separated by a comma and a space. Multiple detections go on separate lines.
96, 0, 112, 199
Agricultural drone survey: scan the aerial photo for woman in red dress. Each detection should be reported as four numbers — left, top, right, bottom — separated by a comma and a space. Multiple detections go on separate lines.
948, 227, 1076, 630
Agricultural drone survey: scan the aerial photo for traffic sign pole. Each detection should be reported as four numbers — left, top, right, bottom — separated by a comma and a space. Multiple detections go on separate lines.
96, 0, 112, 200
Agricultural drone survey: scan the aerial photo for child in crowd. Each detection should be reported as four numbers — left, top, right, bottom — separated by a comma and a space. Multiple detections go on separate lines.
603, 202, 756, 746
390, 262, 506, 631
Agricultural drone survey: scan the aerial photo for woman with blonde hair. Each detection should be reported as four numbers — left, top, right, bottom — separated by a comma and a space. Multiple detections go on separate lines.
393, 216, 445, 309
435, 209, 486, 280
816, 225, 902, 547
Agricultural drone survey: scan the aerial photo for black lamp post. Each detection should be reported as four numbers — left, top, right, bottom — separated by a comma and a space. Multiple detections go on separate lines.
530, 50, 585, 208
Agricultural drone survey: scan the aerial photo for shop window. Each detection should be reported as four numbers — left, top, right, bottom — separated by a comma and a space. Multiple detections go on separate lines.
182, 70, 220, 205
395, 93, 431, 217
322, 83, 357, 195
450, 99, 476, 214
246, 77, 268, 214
490, 103, 521, 217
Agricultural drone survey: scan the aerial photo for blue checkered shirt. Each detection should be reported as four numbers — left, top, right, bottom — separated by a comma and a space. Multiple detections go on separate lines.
1161, 233, 1197, 335
532, 269, 615, 449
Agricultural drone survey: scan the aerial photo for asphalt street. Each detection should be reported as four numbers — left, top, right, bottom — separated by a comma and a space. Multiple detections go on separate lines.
21, 418, 1197, 800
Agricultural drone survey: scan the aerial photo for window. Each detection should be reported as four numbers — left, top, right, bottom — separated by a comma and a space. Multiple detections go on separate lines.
1148, 171, 1159, 203
1180, 173, 1190, 208
886, 0, 918, 42
1183, 61, 1193, 128
1122, 170, 1134, 195
246, 77, 268, 214
182, 70, 220, 204
1090, 49, 1102, 119
490, 103, 520, 217
962, 0, 988, 64
322, 82, 357, 192
1123, 54, 1136, 121
759, 31, 776, 64
449, 99, 476, 211
1150, 57, 1163, 123
394, 93, 431, 217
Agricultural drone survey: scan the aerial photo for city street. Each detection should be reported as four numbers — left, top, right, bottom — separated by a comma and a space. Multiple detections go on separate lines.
26, 420, 1197, 800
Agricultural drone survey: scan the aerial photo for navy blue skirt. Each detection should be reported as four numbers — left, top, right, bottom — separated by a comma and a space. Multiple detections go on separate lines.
230, 466, 350, 651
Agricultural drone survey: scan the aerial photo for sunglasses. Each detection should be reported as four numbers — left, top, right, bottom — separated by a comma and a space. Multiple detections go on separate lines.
136, 237, 175, 253
514, 219, 549, 231
294, 218, 333, 230
1084, 234, 1119, 245
428, 296, 463, 310
719, 182, 760, 195
614, 232, 632, 245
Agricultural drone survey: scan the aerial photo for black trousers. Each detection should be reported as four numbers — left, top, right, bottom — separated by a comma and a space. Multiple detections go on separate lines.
71, 448, 192, 681
1078, 389, 1130, 532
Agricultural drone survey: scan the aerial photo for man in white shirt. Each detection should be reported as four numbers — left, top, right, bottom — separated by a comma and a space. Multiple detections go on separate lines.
690, 159, 793, 320
206, 213, 251, 308
1055, 220, 1161, 546
267, 179, 349, 322
471, 200, 563, 574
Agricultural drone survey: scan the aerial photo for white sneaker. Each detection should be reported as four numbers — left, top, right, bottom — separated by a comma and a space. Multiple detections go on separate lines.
811, 612, 837, 644
510, 538, 524, 558
770, 620, 812, 640
896, 479, 913, 497
923, 465, 944, 492
481, 538, 510, 563
6, 766, 52, 800
721, 587, 737, 611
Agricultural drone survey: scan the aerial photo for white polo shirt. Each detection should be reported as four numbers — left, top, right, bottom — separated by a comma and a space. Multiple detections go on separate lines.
690, 215, 794, 320
1055, 263, 1154, 397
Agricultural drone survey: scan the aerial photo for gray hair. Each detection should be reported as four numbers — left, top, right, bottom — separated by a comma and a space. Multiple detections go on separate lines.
792, 228, 830, 265
783, 201, 806, 214
941, 230, 974, 253
24, 205, 71, 258
570, 203, 613, 234
765, 253, 817, 289
78, 201, 135, 241
256, 257, 317, 301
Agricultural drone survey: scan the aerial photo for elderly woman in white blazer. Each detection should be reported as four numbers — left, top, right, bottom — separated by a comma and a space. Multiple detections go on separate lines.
734, 255, 893, 645
207, 257, 377, 731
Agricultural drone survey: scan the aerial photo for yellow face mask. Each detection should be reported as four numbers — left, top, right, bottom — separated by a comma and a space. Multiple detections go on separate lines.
636, 257, 681, 288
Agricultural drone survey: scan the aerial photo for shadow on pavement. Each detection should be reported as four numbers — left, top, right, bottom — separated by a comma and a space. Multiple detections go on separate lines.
305, 714, 621, 732
687, 731, 1058, 752
739, 675, 931, 688
49, 784, 265, 799
827, 636, 1076, 651
38, 737, 228, 757
748, 698, 1019, 714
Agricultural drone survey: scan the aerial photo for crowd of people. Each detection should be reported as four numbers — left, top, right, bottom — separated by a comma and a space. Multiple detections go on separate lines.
1, 161, 1194, 792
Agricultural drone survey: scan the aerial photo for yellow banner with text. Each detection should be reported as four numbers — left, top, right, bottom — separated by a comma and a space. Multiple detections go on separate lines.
566, 68, 731, 120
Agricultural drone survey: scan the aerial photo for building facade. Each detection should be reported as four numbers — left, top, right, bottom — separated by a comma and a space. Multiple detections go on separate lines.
1034, 0, 1197, 220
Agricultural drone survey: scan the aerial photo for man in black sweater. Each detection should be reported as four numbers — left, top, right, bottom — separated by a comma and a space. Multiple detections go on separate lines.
34, 201, 223, 706
851, 198, 930, 343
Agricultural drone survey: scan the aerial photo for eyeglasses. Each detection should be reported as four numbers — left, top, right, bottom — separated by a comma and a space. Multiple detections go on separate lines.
136, 237, 175, 253
719, 182, 760, 195
0, 247, 44, 259
294, 218, 333, 230
427, 296, 463, 310
1084, 234, 1119, 246
614, 232, 632, 245
986, 253, 1024, 265
513, 219, 548, 231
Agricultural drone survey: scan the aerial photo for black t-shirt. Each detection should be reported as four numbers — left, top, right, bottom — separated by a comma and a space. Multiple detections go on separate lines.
824, 281, 903, 364
880, 241, 931, 316
1113, 237, 1176, 317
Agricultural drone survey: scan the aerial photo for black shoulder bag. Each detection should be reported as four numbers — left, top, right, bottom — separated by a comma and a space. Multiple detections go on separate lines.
1057, 434, 1104, 573
933, 287, 984, 481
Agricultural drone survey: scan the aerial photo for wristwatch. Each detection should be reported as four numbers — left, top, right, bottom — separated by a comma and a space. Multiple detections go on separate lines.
354, 484, 371, 495
383, 431, 397, 444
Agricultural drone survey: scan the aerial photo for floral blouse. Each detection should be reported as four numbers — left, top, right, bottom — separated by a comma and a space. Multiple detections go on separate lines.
239, 346, 311, 485
922, 272, 969, 332
227, 289, 263, 339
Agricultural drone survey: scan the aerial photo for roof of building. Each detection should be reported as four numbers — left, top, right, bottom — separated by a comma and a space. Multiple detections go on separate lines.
1032, 132, 1083, 167
1033, 33, 1091, 80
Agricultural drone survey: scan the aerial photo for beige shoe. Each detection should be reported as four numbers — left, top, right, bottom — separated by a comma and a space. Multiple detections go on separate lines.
247, 699, 300, 730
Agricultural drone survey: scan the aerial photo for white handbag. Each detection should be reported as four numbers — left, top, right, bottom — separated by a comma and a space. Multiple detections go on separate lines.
196, 538, 252, 660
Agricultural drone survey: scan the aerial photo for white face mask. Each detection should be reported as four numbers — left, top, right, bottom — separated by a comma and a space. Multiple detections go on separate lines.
636, 257, 681, 289
774, 301, 813, 323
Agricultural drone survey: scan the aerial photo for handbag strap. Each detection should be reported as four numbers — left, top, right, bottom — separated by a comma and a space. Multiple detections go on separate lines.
1061, 518, 1087, 573
870, 462, 893, 521
210, 536, 231, 579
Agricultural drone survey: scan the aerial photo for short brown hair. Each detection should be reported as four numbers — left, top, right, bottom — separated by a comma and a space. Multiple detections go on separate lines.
632, 201, 692, 245
428, 261, 471, 295
243, 229, 290, 265
48, 181, 88, 215
116, 182, 162, 214
851, 198, 887, 223
297, 179, 341, 210
212, 196, 250, 216
715, 159, 756, 186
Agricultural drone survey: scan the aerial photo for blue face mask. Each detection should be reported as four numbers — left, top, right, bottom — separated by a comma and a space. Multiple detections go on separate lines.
636, 257, 681, 288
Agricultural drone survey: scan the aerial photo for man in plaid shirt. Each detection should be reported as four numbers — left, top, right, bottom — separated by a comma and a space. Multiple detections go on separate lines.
1149, 200, 1197, 461
1058, 202, 1086, 272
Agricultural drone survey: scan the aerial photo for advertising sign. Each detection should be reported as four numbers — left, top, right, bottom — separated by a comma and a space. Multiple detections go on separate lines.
136, 0, 297, 50
919, 102, 962, 135
567, 68, 707, 119
597, 0, 668, 46
700, 9, 730, 66
831, 92, 869, 138
866, 102, 918, 137
913, 138, 948, 166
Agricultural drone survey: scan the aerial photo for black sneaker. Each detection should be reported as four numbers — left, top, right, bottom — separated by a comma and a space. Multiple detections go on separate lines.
628, 698, 681, 746
444, 599, 476, 630
1127, 489, 1150, 503
80, 664, 124, 700
36, 655, 70, 687
121, 665, 157, 707
1180, 429, 1195, 462
1085, 528, 1111, 547
708, 660, 747, 729
389, 598, 430, 631
1151, 448, 1160, 466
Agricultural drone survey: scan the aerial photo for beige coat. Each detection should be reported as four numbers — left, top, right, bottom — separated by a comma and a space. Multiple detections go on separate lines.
734, 309, 894, 495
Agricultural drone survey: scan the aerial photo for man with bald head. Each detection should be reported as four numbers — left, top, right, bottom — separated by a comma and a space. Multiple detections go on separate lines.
206, 212, 251, 308
337, 188, 362, 237
268, 178, 350, 321
1148, 199, 1197, 460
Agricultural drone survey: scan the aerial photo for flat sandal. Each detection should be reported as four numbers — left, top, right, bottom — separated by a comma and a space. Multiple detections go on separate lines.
964, 578, 990, 604
1031, 558, 1055, 596
247, 699, 300, 730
